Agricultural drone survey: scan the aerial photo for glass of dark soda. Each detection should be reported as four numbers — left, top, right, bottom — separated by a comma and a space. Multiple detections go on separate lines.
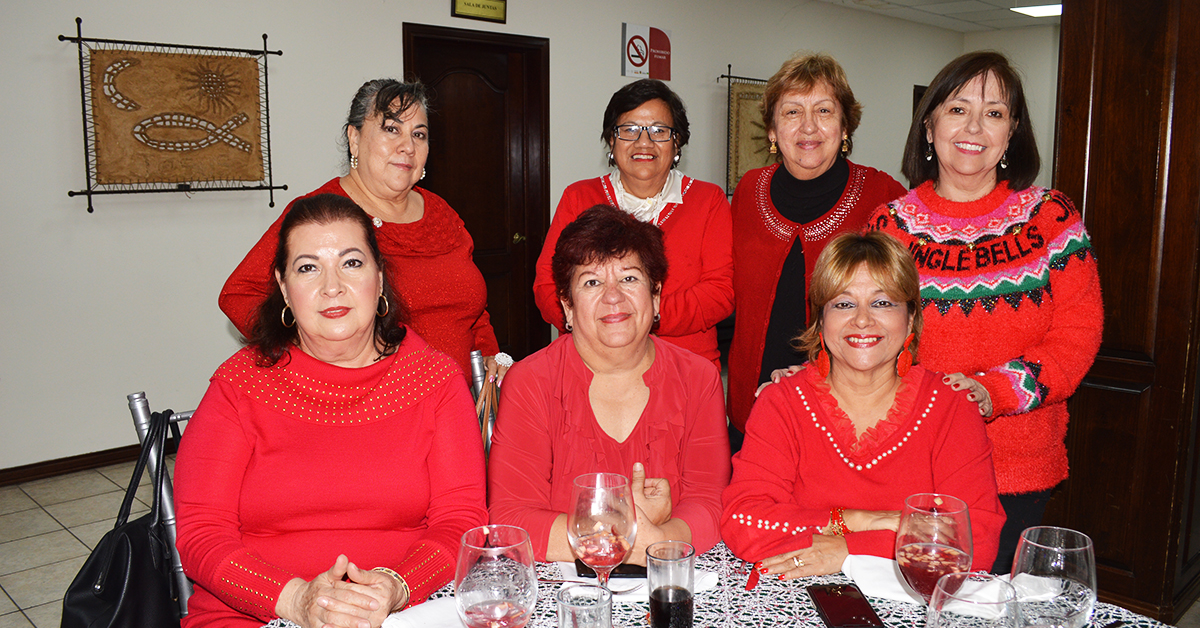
647, 541, 694, 628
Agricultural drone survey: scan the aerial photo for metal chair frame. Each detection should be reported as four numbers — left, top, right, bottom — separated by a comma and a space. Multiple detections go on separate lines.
127, 391, 194, 618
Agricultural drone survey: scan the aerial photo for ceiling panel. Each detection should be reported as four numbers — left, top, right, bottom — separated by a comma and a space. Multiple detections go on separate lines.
814, 0, 1061, 31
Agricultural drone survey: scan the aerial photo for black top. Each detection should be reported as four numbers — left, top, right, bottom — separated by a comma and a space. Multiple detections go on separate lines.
758, 157, 851, 385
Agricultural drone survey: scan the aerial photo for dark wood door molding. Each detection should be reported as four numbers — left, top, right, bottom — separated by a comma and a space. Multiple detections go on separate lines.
1051, 0, 1200, 620
403, 23, 551, 359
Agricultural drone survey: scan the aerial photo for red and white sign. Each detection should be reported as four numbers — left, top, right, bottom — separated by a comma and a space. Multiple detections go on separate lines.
622, 23, 671, 80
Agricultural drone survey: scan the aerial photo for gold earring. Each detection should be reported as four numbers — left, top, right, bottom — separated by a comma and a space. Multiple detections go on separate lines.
281, 304, 295, 328
841, 134, 849, 156
377, 295, 389, 317
769, 140, 777, 155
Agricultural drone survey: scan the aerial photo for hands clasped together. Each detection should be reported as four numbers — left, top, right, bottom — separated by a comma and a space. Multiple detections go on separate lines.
276, 555, 409, 628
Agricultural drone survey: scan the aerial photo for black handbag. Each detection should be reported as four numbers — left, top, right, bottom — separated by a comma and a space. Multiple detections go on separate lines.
62, 409, 181, 628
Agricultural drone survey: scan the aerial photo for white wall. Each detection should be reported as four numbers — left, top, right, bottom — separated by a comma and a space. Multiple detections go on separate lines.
965, 26, 1061, 188
3, 0, 1048, 468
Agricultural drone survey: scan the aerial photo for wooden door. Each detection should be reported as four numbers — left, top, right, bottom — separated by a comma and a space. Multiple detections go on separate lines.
403, 23, 551, 360
1049, 0, 1200, 620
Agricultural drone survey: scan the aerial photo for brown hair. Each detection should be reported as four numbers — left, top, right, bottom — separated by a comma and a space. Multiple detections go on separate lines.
901, 51, 1040, 190
793, 231, 922, 360
761, 53, 863, 157
551, 205, 668, 309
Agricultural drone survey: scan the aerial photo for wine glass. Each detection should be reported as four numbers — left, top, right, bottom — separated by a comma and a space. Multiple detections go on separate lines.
895, 493, 973, 603
1010, 526, 1097, 628
567, 472, 638, 589
455, 524, 538, 628
928, 572, 1019, 628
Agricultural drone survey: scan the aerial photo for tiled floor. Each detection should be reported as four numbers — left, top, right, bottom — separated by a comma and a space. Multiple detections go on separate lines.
3, 457, 1200, 627
0, 457, 172, 628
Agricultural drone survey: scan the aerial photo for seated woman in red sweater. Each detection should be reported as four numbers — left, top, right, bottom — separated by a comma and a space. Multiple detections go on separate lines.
722, 231, 1004, 577
489, 205, 731, 564
175, 194, 487, 628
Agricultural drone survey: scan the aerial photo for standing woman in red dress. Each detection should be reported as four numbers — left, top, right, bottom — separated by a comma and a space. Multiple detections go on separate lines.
219, 79, 510, 380
728, 54, 906, 448
532, 79, 733, 371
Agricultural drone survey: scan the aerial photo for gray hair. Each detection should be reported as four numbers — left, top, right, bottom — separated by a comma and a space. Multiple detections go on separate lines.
341, 79, 430, 164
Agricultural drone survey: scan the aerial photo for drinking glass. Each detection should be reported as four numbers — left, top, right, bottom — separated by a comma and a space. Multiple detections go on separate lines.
1010, 526, 1097, 628
895, 493, 973, 603
455, 524, 538, 628
556, 583, 613, 628
567, 472, 638, 588
647, 540, 695, 628
927, 572, 1019, 628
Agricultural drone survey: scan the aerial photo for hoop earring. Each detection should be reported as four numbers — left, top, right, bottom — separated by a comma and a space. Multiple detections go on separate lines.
769, 140, 777, 155
841, 134, 849, 157
896, 333, 914, 377
924, 144, 933, 162
281, 305, 295, 328
377, 295, 389, 317
654, 312, 661, 323
565, 322, 573, 332
349, 154, 359, 169
815, 332, 831, 378
999, 151, 1009, 170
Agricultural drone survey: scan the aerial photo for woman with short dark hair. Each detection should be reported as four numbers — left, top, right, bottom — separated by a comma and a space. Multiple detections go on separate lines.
869, 51, 1103, 572
491, 205, 731, 565
533, 79, 733, 371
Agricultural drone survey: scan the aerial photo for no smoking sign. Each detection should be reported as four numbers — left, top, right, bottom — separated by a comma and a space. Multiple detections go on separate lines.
621, 24, 671, 80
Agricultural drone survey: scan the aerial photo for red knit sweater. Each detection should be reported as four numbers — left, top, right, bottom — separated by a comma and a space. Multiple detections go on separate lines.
533, 175, 733, 368
722, 365, 1004, 571
868, 181, 1103, 494
728, 163, 906, 430
174, 332, 488, 627
218, 178, 499, 375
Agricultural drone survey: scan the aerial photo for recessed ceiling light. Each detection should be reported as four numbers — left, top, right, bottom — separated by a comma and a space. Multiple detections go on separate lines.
1011, 4, 1063, 17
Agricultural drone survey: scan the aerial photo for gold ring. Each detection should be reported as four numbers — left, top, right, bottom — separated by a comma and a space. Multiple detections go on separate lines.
793, 556, 800, 567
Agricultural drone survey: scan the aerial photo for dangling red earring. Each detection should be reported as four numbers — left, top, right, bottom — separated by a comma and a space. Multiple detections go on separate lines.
815, 333, 831, 378
896, 333, 915, 377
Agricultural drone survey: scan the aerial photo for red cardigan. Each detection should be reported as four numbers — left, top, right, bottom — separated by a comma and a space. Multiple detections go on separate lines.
218, 178, 499, 375
533, 175, 733, 368
487, 334, 731, 561
868, 182, 1103, 494
174, 332, 488, 627
728, 163, 905, 430
722, 365, 1005, 571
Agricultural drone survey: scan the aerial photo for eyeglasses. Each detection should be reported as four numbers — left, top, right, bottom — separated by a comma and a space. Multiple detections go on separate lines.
613, 124, 676, 142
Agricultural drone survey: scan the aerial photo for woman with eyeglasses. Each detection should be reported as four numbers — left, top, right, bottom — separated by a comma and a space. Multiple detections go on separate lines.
726, 54, 906, 450
532, 79, 733, 370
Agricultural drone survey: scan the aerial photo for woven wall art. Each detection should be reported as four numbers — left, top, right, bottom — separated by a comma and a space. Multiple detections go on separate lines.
722, 70, 772, 195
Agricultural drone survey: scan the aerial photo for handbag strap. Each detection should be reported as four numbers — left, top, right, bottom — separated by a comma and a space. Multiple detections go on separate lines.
115, 408, 170, 528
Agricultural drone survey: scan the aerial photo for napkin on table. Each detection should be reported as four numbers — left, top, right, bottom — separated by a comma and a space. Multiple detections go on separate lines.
382, 597, 461, 628
840, 554, 924, 604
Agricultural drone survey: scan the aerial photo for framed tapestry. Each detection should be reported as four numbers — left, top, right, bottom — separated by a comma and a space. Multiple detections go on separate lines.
60, 18, 286, 212
725, 76, 772, 195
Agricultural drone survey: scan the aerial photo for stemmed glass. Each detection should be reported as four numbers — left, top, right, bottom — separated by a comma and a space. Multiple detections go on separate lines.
1010, 526, 1097, 628
928, 572, 1019, 628
567, 472, 638, 589
895, 493, 973, 603
455, 524, 538, 628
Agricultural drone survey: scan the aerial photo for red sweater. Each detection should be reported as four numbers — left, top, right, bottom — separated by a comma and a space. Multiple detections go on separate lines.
728, 163, 906, 430
722, 365, 1004, 570
218, 178, 499, 375
533, 175, 733, 368
174, 333, 488, 627
487, 335, 731, 560
868, 182, 1103, 494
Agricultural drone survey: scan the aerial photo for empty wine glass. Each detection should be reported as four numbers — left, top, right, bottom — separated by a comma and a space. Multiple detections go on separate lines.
895, 493, 973, 603
567, 472, 638, 589
927, 572, 1019, 628
455, 524, 538, 628
1010, 526, 1096, 628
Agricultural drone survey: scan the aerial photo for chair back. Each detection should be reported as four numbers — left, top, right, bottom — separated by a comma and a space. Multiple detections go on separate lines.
127, 391, 194, 618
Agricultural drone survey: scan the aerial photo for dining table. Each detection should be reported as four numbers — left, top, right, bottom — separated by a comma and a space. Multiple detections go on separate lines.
427, 542, 1169, 628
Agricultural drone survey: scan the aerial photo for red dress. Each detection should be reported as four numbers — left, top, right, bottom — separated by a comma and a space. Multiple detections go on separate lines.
868, 182, 1103, 494
533, 175, 733, 368
219, 178, 499, 375
722, 364, 1005, 570
174, 332, 488, 627
728, 163, 906, 431
487, 334, 731, 560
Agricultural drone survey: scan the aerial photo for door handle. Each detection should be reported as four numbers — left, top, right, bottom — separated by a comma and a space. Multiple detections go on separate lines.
512, 233, 526, 244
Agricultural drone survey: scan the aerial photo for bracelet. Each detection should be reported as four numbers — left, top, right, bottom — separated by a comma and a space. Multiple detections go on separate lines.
372, 567, 410, 608
828, 507, 849, 537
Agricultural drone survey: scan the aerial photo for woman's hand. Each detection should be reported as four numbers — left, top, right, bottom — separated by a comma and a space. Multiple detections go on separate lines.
756, 535, 849, 579
344, 562, 409, 627
276, 555, 381, 628
626, 462, 675, 566
944, 373, 993, 417
483, 355, 512, 386
754, 365, 804, 397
